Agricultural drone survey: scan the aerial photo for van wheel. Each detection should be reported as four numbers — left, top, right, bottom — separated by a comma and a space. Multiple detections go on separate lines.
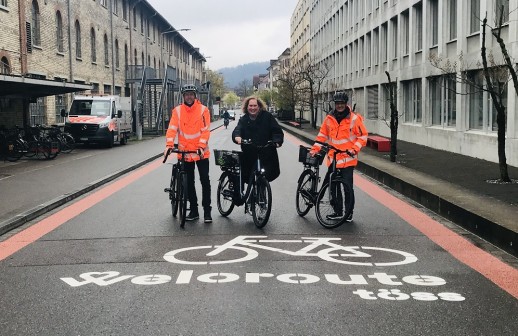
120, 133, 127, 145
106, 132, 114, 148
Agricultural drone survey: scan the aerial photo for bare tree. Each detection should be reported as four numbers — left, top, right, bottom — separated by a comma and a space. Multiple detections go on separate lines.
276, 66, 304, 120
384, 71, 400, 162
295, 58, 333, 129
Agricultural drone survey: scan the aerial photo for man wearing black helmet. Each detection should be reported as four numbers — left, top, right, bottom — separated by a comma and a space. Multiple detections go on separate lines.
164, 84, 212, 223
310, 92, 368, 222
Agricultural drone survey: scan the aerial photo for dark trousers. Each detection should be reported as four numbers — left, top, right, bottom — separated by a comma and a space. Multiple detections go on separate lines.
324, 166, 355, 213
185, 158, 211, 210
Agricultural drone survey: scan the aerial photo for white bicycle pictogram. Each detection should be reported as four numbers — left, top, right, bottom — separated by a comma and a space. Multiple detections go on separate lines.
163, 235, 418, 266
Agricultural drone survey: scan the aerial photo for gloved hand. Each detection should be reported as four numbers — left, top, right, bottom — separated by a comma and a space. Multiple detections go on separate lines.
197, 148, 205, 158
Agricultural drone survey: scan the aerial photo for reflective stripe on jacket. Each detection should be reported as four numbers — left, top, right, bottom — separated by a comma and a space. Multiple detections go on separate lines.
311, 108, 368, 168
165, 99, 211, 162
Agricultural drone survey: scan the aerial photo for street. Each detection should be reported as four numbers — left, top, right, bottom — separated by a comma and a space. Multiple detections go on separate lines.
1, 122, 517, 336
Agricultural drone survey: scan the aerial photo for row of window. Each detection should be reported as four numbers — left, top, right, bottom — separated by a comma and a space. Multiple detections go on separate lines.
364, 71, 506, 132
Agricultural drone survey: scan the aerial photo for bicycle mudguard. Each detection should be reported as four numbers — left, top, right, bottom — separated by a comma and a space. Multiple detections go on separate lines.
298, 169, 315, 183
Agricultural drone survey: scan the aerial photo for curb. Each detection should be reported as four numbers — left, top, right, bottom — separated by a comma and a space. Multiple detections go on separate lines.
279, 122, 517, 257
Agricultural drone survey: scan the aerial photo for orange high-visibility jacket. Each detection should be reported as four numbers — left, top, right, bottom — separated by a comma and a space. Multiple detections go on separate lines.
311, 107, 368, 168
166, 100, 211, 162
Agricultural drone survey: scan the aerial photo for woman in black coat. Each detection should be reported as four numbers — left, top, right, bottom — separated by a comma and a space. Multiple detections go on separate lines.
232, 96, 284, 183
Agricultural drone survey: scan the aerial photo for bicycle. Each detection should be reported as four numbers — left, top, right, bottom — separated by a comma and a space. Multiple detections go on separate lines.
163, 235, 418, 266
223, 118, 229, 129
214, 140, 276, 228
0, 126, 25, 162
48, 125, 75, 154
296, 140, 354, 229
163, 145, 199, 228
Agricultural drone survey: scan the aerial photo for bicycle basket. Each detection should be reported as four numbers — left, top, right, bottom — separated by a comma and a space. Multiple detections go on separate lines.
298, 146, 324, 167
214, 149, 239, 167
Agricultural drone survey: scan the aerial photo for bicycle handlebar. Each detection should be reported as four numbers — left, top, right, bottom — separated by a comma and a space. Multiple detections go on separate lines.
241, 139, 278, 149
163, 144, 200, 163
314, 140, 355, 158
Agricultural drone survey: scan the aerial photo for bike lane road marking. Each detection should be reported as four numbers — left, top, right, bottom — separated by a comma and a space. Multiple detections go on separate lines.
284, 131, 518, 299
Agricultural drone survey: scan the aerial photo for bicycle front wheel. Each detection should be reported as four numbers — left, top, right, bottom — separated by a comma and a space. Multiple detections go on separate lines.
296, 169, 316, 217
178, 172, 188, 228
251, 176, 272, 228
217, 172, 235, 216
170, 167, 179, 217
60, 133, 75, 153
315, 178, 353, 229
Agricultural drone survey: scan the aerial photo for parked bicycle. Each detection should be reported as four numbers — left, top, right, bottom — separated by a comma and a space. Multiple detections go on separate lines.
296, 140, 354, 229
0, 126, 24, 162
163, 145, 199, 228
214, 140, 276, 228
48, 125, 75, 154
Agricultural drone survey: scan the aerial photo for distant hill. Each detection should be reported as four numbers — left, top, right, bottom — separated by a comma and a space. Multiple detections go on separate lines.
218, 62, 270, 89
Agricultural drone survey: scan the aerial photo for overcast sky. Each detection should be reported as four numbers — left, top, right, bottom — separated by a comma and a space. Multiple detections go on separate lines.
146, 0, 298, 70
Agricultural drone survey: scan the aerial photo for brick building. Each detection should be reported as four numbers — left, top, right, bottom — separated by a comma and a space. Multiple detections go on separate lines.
0, 0, 207, 134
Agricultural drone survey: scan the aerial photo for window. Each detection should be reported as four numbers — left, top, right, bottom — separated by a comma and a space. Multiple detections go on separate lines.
402, 10, 409, 55
449, 0, 457, 40
381, 22, 388, 62
100, 0, 107, 7
0, 56, 9, 74
495, 0, 509, 24
429, 0, 438, 46
140, 10, 144, 34
470, 0, 480, 34
90, 28, 96, 62
367, 85, 379, 119
31, 0, 41, 46
414, 3, 423, 51
56, 11, 64, 52
373, 28, 379, 65
403, 79, 422, 123
0, 0, 7, 8
391, 16, 398, 59
115, 39, 120, 68
122, 0, 128, 20
429, 74, 457, 127
124, 44, 128, 70
113, 0, 118, 15
75, 21, 82, 58
55, 94, 67, 123
133, 7, 137, 28
104, 34, 109, 66
468, 71, 484, 130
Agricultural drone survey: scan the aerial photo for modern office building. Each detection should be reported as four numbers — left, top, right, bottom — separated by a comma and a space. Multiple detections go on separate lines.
291, 0, 517, 166
0, 0, 207, 134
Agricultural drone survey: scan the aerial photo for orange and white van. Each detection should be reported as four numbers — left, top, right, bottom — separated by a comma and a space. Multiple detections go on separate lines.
64, 95, 132, 147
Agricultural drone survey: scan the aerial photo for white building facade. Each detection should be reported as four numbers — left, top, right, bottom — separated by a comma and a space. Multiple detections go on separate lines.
303, 0, 518, 166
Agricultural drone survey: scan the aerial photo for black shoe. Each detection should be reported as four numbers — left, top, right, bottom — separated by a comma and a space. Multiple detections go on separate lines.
185, 209, 199, 221
326, 212, 343, 220
204, 208, 212, 223
346, 211, 353, 222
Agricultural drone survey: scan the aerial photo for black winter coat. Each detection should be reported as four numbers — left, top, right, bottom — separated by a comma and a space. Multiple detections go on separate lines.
232, 111, 284, 182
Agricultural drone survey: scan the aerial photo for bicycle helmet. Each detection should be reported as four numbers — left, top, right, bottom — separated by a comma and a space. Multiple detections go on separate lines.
181, 84, 197, 94
333, 91, 348, 103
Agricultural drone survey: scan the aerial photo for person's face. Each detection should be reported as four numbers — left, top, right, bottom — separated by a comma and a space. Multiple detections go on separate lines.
183, 91, 196, 105
247, 99, 260, 116
335, 101, 347, 113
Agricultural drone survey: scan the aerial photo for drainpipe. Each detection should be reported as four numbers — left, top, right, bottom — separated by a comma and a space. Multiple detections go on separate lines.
67, 0, 73, 82
110, 0, 115, 93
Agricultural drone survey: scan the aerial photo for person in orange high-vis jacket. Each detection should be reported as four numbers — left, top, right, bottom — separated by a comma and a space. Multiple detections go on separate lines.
310, 91, 368, 222
163, 84, 212, 223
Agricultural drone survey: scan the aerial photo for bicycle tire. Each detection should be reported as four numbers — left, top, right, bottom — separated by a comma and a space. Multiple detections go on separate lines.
296, 169, 315, 217
251, 176, 272, 228
60, 133, 75, 153
217, 172, 235, 216
5, 140, 24, 162
315, 178, 353, 229
178, 172, 188, 228
170, 167, 179, 217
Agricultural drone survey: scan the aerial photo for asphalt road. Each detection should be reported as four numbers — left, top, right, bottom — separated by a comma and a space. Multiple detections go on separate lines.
1, 122, 517, 335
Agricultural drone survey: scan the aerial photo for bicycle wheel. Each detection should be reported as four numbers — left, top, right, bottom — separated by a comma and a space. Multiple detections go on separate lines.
5, 140, 24, 162
296, 169, 316, 217
178, 172, 188, 228
251, 176, 272, 228
59, 133, 75, 153
315, 178, 353, 229
217, 172, 235, 216
169, 167, 179, 217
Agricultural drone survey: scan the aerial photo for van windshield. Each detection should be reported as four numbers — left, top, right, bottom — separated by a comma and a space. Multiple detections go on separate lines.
70, 100, 111, 116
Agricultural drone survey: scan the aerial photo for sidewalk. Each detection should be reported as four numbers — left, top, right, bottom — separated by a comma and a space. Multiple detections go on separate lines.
279, 122, 518, 257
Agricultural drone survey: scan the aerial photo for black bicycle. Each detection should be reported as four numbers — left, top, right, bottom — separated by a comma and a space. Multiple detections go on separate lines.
163, 145, 199, 228
296, 140, 354, 229
214, 140, 276, 228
